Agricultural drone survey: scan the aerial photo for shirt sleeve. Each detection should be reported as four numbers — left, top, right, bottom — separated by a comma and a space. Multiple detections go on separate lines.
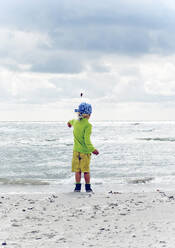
84, 124, 95, 153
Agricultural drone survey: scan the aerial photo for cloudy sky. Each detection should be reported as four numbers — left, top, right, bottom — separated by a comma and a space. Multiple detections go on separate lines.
0, 0, 175, 121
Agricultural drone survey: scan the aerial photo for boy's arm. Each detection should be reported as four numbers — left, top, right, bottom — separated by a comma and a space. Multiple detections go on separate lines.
92, 149, 99, 155
84, 125, 99, 155
67, 119, 74, 128
67, 122, 72, 128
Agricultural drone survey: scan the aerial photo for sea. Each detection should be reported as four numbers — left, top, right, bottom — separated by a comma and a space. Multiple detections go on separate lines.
0, 121, 175, 194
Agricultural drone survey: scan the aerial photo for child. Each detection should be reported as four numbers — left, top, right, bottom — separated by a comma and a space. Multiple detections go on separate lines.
67, 102, 99, 192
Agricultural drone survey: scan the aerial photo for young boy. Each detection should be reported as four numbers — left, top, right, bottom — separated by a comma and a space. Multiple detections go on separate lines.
67, 102, 99, 192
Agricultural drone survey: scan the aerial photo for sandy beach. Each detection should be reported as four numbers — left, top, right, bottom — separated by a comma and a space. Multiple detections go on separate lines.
0, 189, 175, 248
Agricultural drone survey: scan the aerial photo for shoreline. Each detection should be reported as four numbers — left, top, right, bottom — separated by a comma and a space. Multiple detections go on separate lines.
1, 181, 175, 195
0, 190, 175, 247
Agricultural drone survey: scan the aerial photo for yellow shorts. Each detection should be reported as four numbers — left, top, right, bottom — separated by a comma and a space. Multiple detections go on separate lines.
72, 151, 91, 173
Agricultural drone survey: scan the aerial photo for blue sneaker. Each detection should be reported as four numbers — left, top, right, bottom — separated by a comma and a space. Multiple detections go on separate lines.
85, 184, 93, 192
74, 183, 81, 192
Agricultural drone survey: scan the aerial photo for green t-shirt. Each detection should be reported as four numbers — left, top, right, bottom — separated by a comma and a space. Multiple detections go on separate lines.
69, 118, 95, 154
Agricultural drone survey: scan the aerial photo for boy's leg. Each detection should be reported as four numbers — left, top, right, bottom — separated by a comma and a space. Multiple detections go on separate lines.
79, 153, 92, 192
72, 152, 82, 192
84, 172, 93, 192
84, 172, 90, 184
74, 172, 82, 192
75, 172, 81, 183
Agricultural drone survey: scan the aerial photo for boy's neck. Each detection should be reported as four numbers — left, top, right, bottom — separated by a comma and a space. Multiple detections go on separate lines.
84, 115, 90, 120
78, 114, 90, 121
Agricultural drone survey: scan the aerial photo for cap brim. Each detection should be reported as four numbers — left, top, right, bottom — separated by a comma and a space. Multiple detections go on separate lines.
74, 109, 79, 112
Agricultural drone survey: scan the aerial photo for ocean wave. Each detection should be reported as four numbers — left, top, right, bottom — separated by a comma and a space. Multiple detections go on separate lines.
0, 178, 50, 185
137, 137, 175, 142
45, 139, 59, 142
128, 177, 154, 184
140, 129, 154, 132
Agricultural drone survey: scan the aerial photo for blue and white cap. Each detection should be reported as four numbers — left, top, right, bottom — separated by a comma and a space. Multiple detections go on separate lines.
75, 102, 92, 115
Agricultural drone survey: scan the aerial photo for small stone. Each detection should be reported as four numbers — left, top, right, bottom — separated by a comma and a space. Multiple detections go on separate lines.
52, 194, 58, 198
99, 228, 105, 231
28, 207, 33, 210
168, 196, 174, 200
31, 230, 39, 234
12, 223, 20, 227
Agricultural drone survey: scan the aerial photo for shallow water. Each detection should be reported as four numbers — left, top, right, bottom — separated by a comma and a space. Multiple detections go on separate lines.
0, 121, 175, 193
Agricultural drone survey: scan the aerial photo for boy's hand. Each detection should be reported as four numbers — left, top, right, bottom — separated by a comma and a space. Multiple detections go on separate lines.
67, 122, 72, 128
92, 149, 99, 155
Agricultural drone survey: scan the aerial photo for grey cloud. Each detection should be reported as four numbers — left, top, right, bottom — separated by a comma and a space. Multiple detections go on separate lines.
0, 77, 110, 104
90, 63, 110, 73
1, 0, 173, 30
51, 77, 115, 99
111, 80, 175, 103
1, 1, 175, 50
23, 87, 62, 104
1, 0, 175, 74
49, 27, 150, 55
8, 87, 62, 105
31, 55, 84, 74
